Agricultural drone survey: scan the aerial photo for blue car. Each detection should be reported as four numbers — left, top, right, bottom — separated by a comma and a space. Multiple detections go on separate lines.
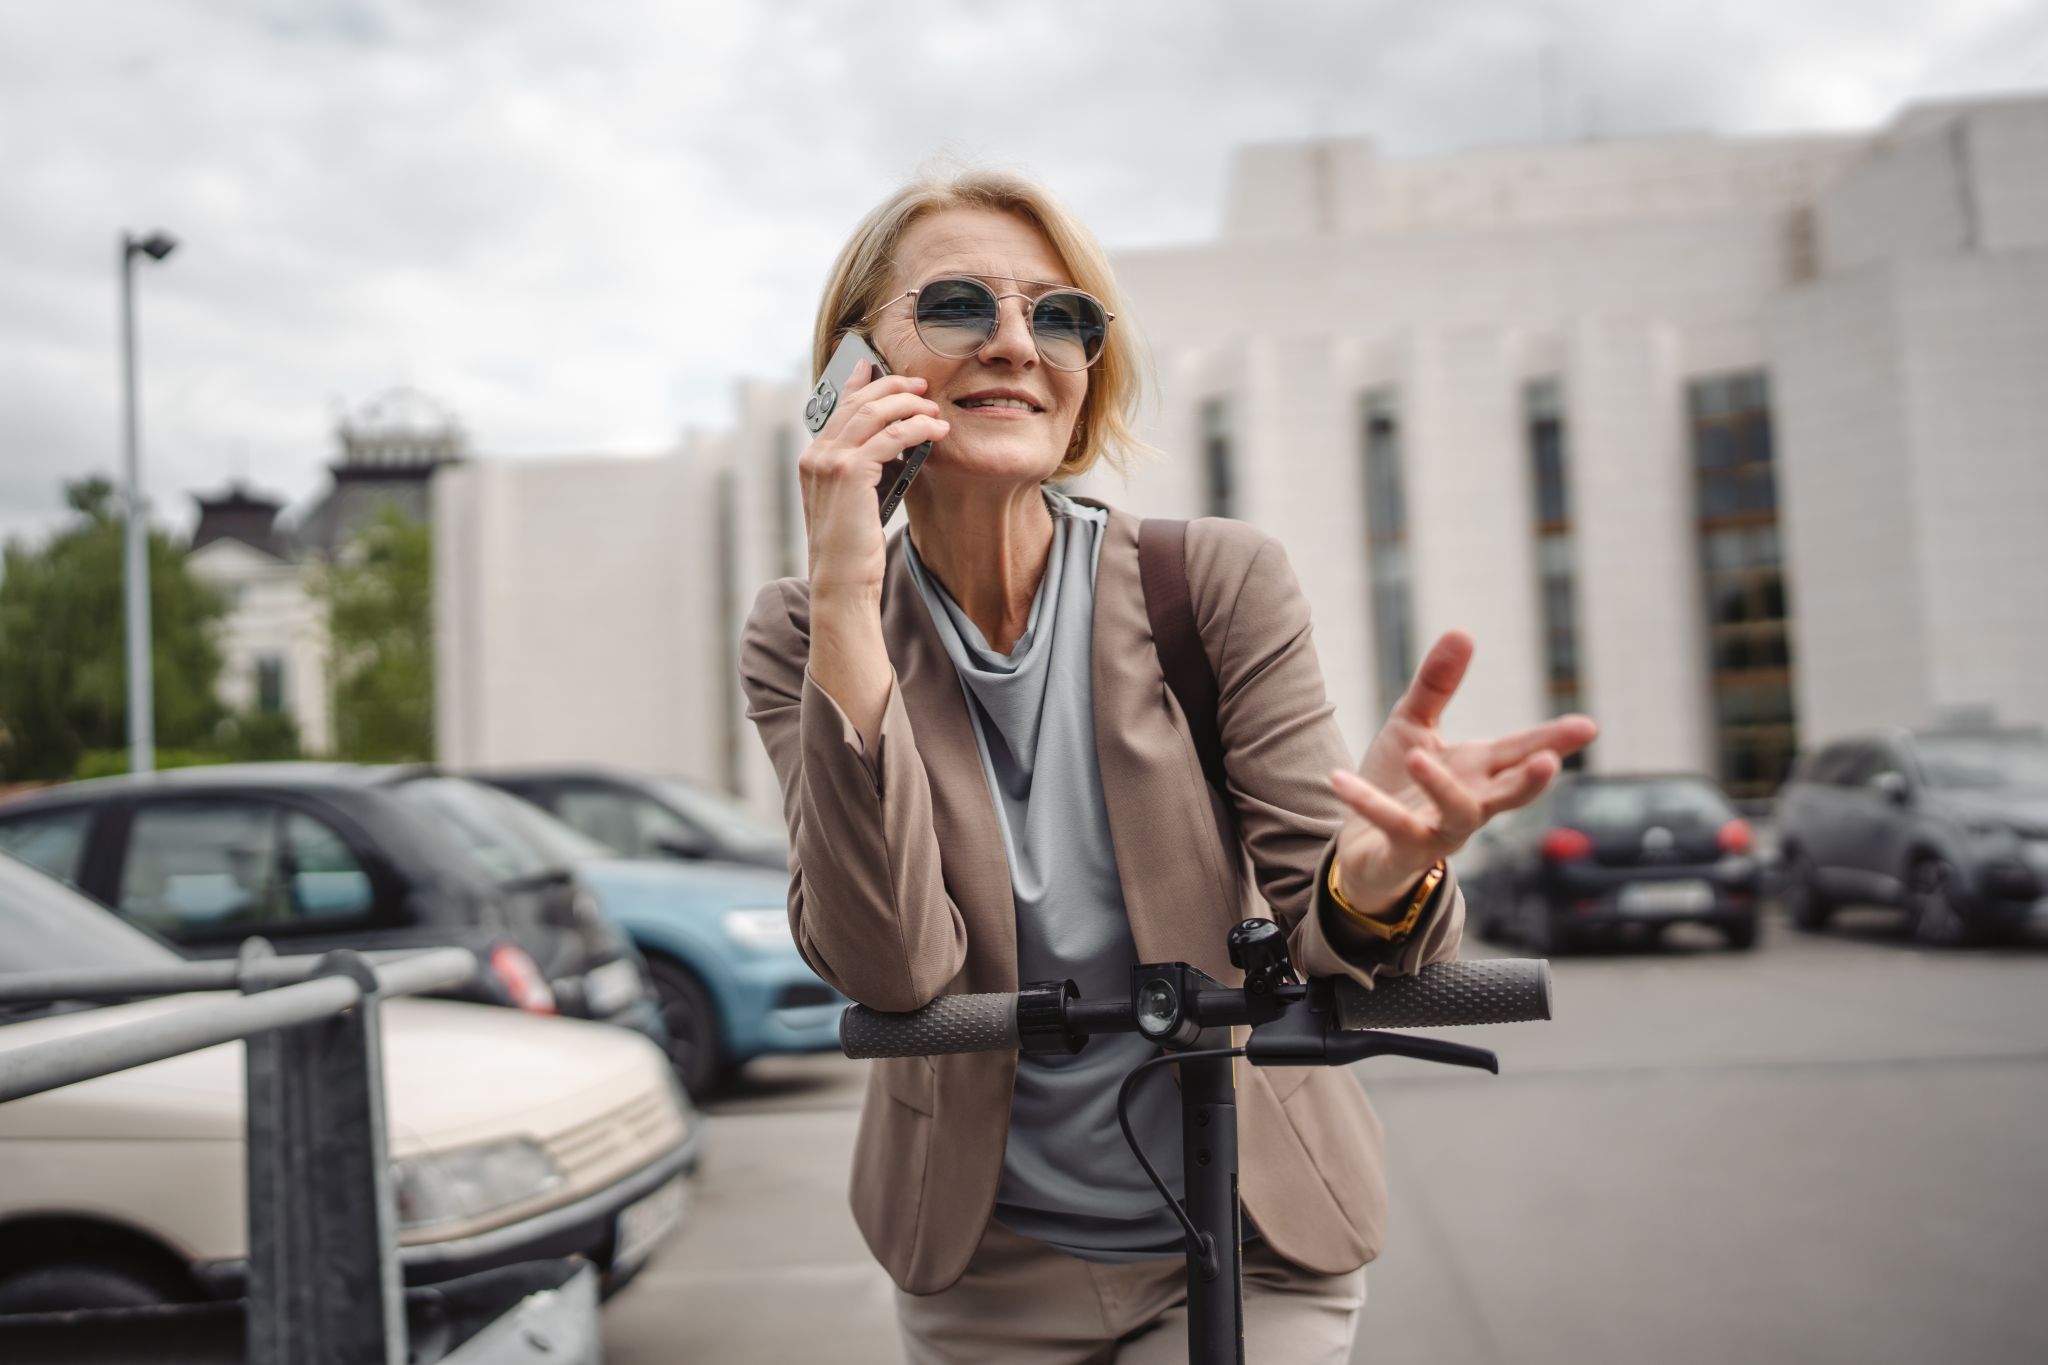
573, 857, 843, 1096
473, 786, 842, 1097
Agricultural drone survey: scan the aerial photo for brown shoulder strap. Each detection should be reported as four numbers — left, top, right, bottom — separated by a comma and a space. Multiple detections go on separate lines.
1139, 518, 1228, 798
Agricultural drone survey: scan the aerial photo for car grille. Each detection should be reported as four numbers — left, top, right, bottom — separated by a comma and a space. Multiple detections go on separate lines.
543, 1090, 688, 1189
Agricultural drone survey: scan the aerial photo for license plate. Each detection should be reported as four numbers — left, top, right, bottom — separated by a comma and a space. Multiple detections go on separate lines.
614, 1177, 687, 1272
585, 959, 645, 1016
1617, 880, 1714, 914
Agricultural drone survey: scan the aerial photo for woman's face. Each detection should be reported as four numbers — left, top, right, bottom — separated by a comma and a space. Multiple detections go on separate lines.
867, 207, 1090, 491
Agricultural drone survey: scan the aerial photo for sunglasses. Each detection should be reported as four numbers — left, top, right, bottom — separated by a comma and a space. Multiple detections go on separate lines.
866, 275, 1115, 372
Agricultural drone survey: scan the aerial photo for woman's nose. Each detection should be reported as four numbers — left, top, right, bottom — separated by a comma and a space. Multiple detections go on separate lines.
978, 296, 1038, 367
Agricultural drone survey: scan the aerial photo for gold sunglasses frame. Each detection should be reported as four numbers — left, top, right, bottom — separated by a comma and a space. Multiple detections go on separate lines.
864, 274, 1116, 371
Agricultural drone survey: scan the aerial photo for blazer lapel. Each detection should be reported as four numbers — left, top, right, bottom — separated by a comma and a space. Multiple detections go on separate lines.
1083, 503, 1245, 980
879, 532, 1019, 992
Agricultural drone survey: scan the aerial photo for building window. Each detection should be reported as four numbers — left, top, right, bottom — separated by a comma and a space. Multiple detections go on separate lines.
255, 655, 287, 715
1525, 379, 1586, 769
774, 424, 801, 579
1689, 371, 1796, 799
1200, 398, 1235, 520
1361, 388, 1414, 714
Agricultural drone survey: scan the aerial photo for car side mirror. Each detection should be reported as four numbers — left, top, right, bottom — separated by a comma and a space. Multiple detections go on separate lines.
654, 833, 713, 860
1870, 771, 1909, 805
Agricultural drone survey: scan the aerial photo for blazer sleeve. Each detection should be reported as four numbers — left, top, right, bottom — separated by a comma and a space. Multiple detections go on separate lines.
1187, 523, 1464, 988
737, 579, 968, 1013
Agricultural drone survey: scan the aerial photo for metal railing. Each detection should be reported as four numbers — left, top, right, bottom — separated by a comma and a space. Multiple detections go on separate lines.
0, 939, 591, 1365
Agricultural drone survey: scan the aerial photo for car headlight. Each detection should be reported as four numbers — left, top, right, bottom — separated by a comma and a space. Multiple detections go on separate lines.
393, 1137, 564, 1232
722, 908, 793, 950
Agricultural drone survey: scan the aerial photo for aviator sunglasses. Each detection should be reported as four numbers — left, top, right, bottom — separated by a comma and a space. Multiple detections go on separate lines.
866, 275, 1115, 372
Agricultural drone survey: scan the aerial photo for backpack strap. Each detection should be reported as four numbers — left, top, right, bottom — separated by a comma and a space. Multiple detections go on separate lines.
1139, 518, 1228, 800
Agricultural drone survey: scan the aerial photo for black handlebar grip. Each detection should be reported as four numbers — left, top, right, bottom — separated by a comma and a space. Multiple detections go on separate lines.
1333, 959, 1552, 1031
840, 992, 1021, 1059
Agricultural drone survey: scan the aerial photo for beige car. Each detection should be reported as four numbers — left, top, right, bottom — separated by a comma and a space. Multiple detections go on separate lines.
0, 854, 698, 1312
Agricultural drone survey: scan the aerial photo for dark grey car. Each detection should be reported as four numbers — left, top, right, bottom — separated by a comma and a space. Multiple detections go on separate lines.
1774, 728, 2048, 945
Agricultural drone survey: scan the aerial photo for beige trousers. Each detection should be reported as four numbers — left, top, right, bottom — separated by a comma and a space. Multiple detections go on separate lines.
895, 1220, 1366, 1365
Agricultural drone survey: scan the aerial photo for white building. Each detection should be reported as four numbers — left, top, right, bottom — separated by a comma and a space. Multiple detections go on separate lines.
187, 486, 334, 754
436, 94, 2048, 814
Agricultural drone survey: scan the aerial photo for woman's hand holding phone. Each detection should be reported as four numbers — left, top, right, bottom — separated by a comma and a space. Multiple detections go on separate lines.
800, 360, 948, 599
799, 359, 948, 750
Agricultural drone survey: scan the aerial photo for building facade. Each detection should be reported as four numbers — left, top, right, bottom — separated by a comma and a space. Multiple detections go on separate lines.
435, 95, 2048, 814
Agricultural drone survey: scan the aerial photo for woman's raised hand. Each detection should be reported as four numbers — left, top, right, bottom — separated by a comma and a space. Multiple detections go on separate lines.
799, 360, 950, 602
1326, 630, 1598, 921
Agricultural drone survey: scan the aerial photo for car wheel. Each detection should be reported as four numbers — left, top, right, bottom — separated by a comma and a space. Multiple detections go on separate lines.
1909, 859, 1975, 948
1782, 850, 1833, 931
1724, 918, 1759, 951
647, 957, 730, 1099
0, 1258, 186, 1314
1524, 895, 1572, 957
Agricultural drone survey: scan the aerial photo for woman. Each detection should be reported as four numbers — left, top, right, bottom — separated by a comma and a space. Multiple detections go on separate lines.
740, 169, 1597, 1365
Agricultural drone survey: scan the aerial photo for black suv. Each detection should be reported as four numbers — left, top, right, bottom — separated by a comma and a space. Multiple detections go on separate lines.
1775, 728, 2048, 945
0, 764, 661, 1034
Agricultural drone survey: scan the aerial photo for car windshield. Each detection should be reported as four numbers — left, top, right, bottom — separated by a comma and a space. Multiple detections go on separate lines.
0, 851, 180, 973
1914, 735, 2048, 791
389, 777, 566, 886
650, 778, 787, 854
1561, 778, 1734, 830
488, 788, 618, 864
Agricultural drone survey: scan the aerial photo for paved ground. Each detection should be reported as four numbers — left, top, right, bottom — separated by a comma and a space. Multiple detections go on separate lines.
604, 908, 2048, 1364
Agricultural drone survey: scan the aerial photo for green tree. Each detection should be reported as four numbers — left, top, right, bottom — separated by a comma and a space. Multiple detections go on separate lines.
0, 477, 228, 780
320, 504, 433, 761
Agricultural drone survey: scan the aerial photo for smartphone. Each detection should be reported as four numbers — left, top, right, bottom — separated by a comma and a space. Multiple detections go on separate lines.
804, 332, 933, 524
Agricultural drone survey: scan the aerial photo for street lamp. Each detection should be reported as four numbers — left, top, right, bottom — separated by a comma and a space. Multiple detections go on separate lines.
120, 228, 177, 776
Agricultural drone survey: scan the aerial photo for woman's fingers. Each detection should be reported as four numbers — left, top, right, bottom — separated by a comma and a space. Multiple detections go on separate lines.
1484, 715, 1598, 774
1482, 751, 1558, 813
857, 414, 950, 462
1407, 751, 1482, 842
836, 388, 945, 448
1329, 769, 1431, 844
1391, 630, 1474, 730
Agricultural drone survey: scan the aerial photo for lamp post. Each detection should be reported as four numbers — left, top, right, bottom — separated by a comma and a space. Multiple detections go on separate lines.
120, 229, 177, 776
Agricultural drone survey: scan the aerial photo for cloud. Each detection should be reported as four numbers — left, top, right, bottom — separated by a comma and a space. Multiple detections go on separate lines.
1, 0, 2042, 546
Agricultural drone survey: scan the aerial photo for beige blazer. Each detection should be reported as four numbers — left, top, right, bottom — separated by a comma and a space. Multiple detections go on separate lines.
739, 498, 1463, 1295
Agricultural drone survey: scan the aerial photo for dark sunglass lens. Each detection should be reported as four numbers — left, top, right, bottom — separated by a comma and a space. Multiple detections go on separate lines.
1033, 292, 1107, 369
914, 279, 998, 357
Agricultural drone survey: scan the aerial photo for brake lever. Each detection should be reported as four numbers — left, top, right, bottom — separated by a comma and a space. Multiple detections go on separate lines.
1324, 1029, 1498, 1074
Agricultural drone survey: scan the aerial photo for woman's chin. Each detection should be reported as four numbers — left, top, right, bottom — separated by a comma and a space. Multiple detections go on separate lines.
926, 438, 1065, 486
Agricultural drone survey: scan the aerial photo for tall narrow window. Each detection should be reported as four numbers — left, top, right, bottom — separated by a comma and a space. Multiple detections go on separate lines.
1689, 370, 1797, 799
1525, 379, 1585, 769
1200, 399, 1235, 520
774, 424, 801, 578
1361, 388, 1414, 714
255, 655, 287, 714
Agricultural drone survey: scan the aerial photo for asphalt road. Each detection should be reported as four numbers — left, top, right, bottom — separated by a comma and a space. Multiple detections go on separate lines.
604, 909, 2048, 1364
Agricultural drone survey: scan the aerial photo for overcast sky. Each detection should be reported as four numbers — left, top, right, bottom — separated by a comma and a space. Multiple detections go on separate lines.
2, 0, 2044, 547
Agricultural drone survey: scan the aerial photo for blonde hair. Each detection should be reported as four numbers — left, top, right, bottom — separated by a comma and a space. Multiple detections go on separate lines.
812, 167, 1141, 482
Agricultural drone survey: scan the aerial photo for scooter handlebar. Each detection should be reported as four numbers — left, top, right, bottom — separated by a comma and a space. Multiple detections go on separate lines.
840, 958, 1552, 1060
1333, 958, 1552, 1030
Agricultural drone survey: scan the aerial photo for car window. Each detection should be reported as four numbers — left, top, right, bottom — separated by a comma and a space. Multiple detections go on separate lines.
0, 852, 181, 973
1560, 778, 1734, 829
390, 777, 558, 884
118, 800, 373, 936
1914, 734, 2048, 791
0, 808, 93, 885
556, 786, 693, 858
649, 778, 788, 856
1832, 745, 1878, 788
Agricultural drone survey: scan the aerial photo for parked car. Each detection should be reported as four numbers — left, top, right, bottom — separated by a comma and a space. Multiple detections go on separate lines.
1459, 772, 1763, 953
1775, 727, 2048, 945
475, 790, 841, 1097
472, 767, 788, 870
0, 765, 661, 1041
0, 851, 698, 1313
